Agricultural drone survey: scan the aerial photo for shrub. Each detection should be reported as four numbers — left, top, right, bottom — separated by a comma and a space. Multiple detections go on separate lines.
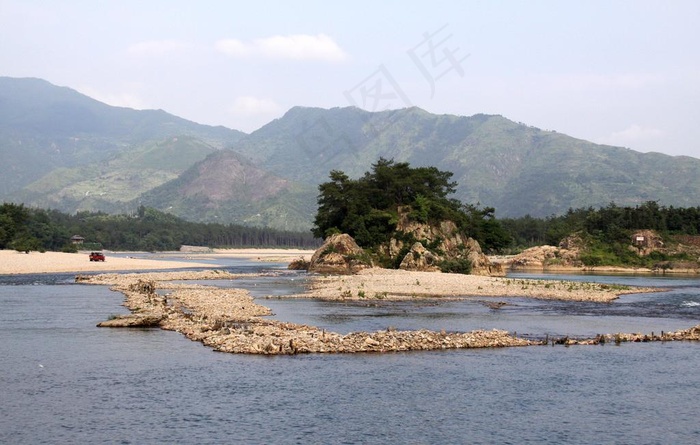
438, 258, 472, 274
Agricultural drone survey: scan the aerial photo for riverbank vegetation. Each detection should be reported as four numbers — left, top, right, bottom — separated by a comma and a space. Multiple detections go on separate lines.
0, 203, 320, 252
502, 201, 700, 267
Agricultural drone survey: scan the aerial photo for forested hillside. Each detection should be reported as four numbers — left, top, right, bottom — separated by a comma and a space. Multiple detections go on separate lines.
3, 77, 700, 231
0, 76, 244, 206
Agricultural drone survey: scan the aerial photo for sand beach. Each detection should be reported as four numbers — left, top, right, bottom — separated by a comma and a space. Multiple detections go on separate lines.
0, 250, 213, 275
0, 249, 314, 275
293, 267, 657, 303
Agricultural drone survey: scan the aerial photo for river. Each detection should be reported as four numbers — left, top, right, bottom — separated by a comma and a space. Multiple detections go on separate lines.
1, 258, 698, 444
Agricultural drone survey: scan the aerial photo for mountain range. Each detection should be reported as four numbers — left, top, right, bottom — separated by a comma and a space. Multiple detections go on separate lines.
2, 76, 699, 231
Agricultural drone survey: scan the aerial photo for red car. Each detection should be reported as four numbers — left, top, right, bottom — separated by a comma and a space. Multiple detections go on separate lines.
89, 252, 105, 262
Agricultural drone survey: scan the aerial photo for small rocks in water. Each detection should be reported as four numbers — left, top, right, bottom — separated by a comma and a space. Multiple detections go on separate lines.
483, 301, 508, 309
83, 270, 700, 355
97, 313, 164, 327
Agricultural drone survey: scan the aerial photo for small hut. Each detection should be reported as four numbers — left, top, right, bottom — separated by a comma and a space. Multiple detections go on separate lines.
70, 235, 85, 245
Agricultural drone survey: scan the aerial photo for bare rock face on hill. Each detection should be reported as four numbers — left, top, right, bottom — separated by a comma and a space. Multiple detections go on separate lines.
307, 208, 503, 276
307, 233, 373, 274
384, 208, 503, 276
630, 230, 700, 272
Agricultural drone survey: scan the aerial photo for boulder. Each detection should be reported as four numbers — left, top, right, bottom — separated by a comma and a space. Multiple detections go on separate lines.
97, 313, 164, 327
509, 244, 581, 270
464, 238, 503, 276
308, 233, 373, 274
399, 242, 440, 272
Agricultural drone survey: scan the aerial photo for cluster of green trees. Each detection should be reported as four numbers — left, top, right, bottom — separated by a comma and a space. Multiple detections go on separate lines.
502, 201, 700, 267
502, 201, 700, 248
312, 158, 511, 252
0, 203, 320, 253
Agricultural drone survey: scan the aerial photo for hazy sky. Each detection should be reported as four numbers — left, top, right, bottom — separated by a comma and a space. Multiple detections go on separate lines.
2, 0, 699, 158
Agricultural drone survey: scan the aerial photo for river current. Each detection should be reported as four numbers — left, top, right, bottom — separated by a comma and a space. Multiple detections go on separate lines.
1, 257, 699, 444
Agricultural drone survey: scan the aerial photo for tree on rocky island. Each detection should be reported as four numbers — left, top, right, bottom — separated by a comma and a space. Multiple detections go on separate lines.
310, 159, 510, 275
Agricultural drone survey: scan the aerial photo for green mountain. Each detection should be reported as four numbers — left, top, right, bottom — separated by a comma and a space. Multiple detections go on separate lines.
137, 149, 317, 230
0, 77, 245, 200
228, 106, 700, 218
13, 135, 221, 214
3, 77, 699, 231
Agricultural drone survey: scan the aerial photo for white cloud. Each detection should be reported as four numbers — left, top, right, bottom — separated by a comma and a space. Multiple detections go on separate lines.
228, 96, 282, 116
215, 34, 348, 62
602, 124, 665, 148
256, 34, 347, 61
127, 39, 193, 57
214, 39, 251, 57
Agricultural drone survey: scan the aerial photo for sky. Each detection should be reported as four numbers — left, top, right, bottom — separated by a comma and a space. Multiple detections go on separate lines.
1, 0, 699, 158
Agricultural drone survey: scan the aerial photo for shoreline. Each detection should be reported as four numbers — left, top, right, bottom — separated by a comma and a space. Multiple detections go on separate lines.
0, 250, 214, 275
490, 255, 700, 275
78, 269, 698, 355
509, 265, 700, 275
289, 267, 660, 303
0, 248, 314, 275
3, 247, 694, 277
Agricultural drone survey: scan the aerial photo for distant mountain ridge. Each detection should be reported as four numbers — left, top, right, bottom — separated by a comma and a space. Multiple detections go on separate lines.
2, 76, 700, 231
225, 105, 700, 217
0, 77, 245, 197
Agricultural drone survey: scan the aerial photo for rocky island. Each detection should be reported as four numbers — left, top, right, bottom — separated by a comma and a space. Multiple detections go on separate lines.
81, 262, 699, 355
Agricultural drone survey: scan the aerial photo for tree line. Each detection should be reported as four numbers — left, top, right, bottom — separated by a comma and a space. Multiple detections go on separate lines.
0, 203, 320, 252
501, 201, 700, 249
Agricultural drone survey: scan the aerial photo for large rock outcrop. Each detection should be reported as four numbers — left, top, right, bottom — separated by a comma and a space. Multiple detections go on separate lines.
509, 245, 582, 270
509, 233, 584, 270
307, 233, 373, 274
509, 230, 700, 272
307, 208, 502, 276
383, 208, 503, 276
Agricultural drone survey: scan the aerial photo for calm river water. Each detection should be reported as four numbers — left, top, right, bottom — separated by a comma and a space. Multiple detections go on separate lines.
1, 257, 699, 444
